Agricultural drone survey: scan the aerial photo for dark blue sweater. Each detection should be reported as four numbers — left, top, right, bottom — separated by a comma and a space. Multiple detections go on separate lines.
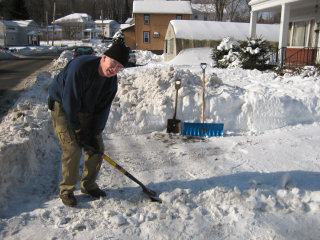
48, 55, 118, 135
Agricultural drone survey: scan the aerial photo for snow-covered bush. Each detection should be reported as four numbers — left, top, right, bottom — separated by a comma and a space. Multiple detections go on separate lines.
212, 37, 272, 70
211, 37, 240, 68
238, 37, 272, 70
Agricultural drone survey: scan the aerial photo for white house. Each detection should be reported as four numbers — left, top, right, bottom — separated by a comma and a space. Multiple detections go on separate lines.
164, 20, 280, 61
95, 19, 119, 38
39, 25, 63, 41
249, 0, 320, 66
54, 13, 99, 40
0, 20, 40, 46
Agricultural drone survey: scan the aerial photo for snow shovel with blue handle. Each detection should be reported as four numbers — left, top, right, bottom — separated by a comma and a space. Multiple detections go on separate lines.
182, 63, 224, 137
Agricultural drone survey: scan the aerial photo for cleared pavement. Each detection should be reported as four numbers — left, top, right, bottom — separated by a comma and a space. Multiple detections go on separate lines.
0, 52, 61, 121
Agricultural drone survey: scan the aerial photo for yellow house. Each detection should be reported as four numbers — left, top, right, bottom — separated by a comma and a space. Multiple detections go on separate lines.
132, 0, 192, 54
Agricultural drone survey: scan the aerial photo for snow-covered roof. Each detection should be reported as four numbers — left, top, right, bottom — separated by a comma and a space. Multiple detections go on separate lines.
12, 20, 36, 27
83, 28, 102, 33
170, 20, 280, 42
27, 30, 41, 35
121, 24, 135, 31
0, 20, 19, 27
1, 20, 36, 27
120, 23, 133, 30
95, 19, 117, 24
133, 0, 193, 14
125, 18, 135, 24
55, 13, 94, 24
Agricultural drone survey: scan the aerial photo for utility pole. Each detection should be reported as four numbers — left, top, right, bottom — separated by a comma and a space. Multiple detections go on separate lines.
46, 11, 49, 45
101, 10, 105, 43
52, 1, 56, 46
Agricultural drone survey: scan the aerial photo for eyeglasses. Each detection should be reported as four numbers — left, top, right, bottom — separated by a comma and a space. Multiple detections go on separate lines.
109, 58, 124, 72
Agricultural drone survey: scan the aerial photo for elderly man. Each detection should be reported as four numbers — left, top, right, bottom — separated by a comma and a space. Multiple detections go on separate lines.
48, 35, 129, 207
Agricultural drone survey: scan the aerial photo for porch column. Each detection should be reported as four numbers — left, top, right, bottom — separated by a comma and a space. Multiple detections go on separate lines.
249, 11, 258, 38
279, 3, 290, 66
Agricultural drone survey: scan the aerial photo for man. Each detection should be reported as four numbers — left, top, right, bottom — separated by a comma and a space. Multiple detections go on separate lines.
48, 35, 129, 207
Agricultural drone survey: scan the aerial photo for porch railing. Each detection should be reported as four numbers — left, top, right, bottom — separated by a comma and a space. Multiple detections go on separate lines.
266, 47, 320, 68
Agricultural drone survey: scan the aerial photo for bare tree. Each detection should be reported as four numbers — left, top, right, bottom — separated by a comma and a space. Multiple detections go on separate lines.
214, 0, 228, 21
225, 0, 242, 21
192, 0, 250, 22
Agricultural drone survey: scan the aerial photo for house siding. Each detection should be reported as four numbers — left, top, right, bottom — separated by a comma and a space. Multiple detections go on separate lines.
134, 13, 190, 53
123, 25, 136, 50
0, 22, 7, 46
0, 21, 32, 46
286, 47, 319, 65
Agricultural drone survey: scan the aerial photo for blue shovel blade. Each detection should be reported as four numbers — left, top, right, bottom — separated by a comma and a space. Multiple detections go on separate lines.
182, 122, 224, 137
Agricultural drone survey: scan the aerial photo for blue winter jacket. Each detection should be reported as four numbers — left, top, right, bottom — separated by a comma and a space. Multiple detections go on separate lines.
48, 55, 118, 135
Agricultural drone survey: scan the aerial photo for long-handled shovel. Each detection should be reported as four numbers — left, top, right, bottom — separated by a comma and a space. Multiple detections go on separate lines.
167, 78, 182, 133
182, 63, 224, 137
83, 143, 162, 203
101, 153, 162, 203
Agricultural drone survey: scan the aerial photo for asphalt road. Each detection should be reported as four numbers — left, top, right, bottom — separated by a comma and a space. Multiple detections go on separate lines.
0, 52, 61, 122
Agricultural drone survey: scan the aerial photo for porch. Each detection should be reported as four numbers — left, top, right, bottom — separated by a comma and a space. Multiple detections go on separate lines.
249, 0, 320, 68
268, 47, 320, 68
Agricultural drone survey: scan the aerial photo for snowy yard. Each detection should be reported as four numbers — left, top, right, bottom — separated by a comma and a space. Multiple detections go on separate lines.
0, 42, 320, 239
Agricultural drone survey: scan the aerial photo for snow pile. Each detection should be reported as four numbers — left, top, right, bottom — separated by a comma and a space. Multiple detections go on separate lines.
0, 44, 320, 239
110, 62, 320, 135
0, 71, 60, 206
0, 49, 17, 60
11, 46, 61, 55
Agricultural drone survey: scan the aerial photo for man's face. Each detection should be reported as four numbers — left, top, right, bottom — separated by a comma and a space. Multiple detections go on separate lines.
99, 55, 124, 77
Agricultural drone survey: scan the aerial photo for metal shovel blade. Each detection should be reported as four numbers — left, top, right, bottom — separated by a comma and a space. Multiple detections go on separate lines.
167, 119, 181, 134
167, 78, 182, 134
143, 187, 162, 203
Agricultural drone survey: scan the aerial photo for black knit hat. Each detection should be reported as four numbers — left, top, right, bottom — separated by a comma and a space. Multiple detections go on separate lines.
104, 31, 129, 67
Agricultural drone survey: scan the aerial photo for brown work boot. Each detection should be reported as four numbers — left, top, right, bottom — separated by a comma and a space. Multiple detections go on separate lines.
81, 188, 106, 198
60, 192, 77, 207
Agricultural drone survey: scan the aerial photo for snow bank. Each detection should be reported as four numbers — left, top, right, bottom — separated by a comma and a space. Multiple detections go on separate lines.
109, 63, 320, 135
0, 72, 60, 207
0, 49, 17, 60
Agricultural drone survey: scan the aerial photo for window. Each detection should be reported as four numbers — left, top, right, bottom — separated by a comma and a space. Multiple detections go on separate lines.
7, 27, 17, 32
169, 39, 174, 54
288, 20, 316, 47
144, 14, 150, 24
309, 20, 316, 47
292, 21, 308, 46
143, 31, 150, 43
176, 15, 182, 20
153, 32, 160, 38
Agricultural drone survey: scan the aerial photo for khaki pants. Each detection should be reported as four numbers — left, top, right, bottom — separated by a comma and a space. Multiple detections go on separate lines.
51, 101, 104, 195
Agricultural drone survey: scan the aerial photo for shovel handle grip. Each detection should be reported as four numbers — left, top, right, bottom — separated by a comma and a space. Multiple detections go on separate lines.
175, 78, 181, 90
200, 63, 207, 73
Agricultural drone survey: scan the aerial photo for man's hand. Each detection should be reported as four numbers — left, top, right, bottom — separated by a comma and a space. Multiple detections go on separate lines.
75, 130, 100, 153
